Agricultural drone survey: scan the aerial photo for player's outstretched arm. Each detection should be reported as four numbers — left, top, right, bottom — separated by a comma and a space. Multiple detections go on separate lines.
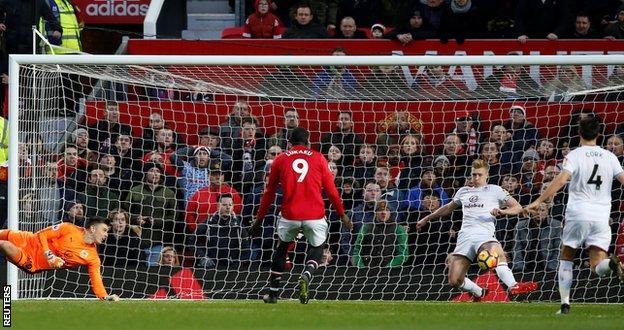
526, 171, 570, 212
416, 202, 458, 231
491, 197, 523, 217
617, 173, 624, 186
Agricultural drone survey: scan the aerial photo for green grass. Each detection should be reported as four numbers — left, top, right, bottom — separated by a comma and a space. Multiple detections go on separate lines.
10, 300, 624, 330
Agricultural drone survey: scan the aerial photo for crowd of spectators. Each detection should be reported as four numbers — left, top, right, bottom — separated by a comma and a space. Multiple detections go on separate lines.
241, 0, 624, 42
15, 96, 624, 273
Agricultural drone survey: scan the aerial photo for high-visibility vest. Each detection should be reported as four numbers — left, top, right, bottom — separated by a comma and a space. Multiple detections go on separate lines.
0, 116, 8, 165
39, 0, 82, 54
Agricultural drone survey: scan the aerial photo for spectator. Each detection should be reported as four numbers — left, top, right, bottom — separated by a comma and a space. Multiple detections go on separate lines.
411, 65, 470, 100
153, 128, 178, 155
170, 145, 212, 204
135, 112, 182, 153
312, 0, 340, 29
231, 116, 266, 193
439, 0, 483, 44
370, 23, 385, 38
450, 114, 480, 157
606, 134, 624, 162
481, 0, 516, 38
433, 154, 454, 194
352, 201, 408, 268
513, 202, 561, 271
336, 0, 381, 28
282, 3, 328, 39
97, 153, 134, 200
375, 111, 421, 157
259, 145, 283, 173
542, 164, 561, 184
243, 0, 284, 38
340, 181, 381, 256
61, 200, 86, 227
486, 123, 514, 166
384, 10, 435, 44
503, 105, 539, 165
397, 134, 427, 189
219, 101, 251, 154
267, 108, 299, 150
336, 177, 360, 213
320, 111, 364, 167
56, 145, 87, 182
312, 47, 359, 98
343, 144, 376, 187
332, 16, 367, 38
158, 246, 180, 266
362, 65, 411, 100
605, 5, 624, 39
412, 190, 453, 264
39, 161, 61, 224
403, 167, 450, 212
185, 160, 243, 233
87, 102, 132, 151
536, 138, 557, 171
606, 134, 624, 230
75, 168, 119, 219
414, 0, 446, 30
518, 149, 542, 195
193, 193, 251, 268
515, 0, 571, 43
72, 128, 97, 163
543, 66, 587, 102
482, 63, 539, 100
107, 133, 143, 175
328, 160, 340, 178
438, 133, 470, 194
124, 162, 178, 266
374, 165, 401, 213
242, 172, 281, 261
480, 141, 510, 185
196, 127, 233, 171
101, 208, 142, 267
569, 12, 601, 38
0, 0, 61, 75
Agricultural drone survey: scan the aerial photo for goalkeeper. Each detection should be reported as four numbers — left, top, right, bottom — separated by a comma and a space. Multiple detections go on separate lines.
0, 216, 120, 301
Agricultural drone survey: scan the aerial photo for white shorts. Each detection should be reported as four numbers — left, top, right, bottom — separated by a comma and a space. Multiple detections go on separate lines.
452, 232, 499, 261
277, 217, 328, 247
561, 220, 611, 252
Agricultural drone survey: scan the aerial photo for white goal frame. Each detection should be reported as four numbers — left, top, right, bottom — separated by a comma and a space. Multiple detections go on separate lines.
8, 53, 624, 300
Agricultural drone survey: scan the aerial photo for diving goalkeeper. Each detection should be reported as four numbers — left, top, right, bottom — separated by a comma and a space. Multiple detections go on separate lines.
0, 216, 119, 301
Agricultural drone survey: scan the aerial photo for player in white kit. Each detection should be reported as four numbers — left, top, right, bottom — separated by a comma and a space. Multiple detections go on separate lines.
417, 159, 538, 301
526, 116, 624, 315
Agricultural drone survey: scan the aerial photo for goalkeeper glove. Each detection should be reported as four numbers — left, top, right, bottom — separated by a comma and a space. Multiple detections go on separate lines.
104, 294, 120, 301
44, 250, 65, 269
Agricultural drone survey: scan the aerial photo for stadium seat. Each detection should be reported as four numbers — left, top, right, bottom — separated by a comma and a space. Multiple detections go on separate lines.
221, 27, 244, 39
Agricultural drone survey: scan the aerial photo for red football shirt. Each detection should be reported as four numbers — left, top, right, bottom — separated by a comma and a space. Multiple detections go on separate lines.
256, 145, 345, 221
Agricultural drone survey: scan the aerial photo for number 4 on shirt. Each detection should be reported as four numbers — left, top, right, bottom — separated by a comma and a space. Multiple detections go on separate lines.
587, 164, 603, 190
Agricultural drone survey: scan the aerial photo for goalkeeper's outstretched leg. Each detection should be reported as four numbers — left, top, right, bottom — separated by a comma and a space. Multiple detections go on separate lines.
0, 229, 36, 272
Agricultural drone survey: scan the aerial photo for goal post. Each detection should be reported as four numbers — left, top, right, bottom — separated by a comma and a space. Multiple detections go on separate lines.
7, 54, 624, 301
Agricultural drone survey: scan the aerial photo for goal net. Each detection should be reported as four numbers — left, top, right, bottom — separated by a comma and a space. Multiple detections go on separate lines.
7, 54, 624, 302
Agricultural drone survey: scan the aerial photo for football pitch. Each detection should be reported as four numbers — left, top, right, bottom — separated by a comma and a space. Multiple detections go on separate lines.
10, 300, 623, 330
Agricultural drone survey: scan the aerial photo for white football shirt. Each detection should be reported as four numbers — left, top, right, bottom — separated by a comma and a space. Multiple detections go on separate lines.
562, 145, 624, 222
453, 184, 512, 236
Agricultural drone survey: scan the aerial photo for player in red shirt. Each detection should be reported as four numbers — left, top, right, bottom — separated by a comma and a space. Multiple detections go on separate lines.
0, 216, 119, 301
250, 127, 352, 304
